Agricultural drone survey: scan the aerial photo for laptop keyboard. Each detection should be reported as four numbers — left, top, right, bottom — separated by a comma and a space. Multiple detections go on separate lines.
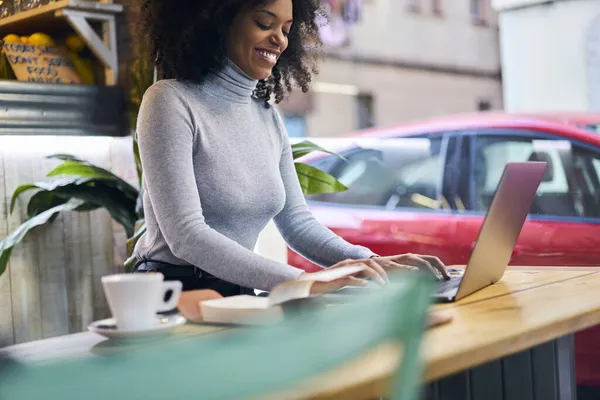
435, 276, 461, 295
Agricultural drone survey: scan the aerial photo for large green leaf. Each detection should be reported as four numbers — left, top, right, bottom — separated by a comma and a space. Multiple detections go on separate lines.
291, 141, 347, 161
52, 183, 138, 237
84, 185, 137, 237
133, 138, 143, 188
27, 191, 99, 220
45, 154, 85, 163
19, 181, 136, 237
294, 162, 348, 195
0, 200, 84, 278
10, 177, 95, 214
46, 156, 139, 203
12, 172, 137, 238
9, 184, 37, 214
46, 160, 117, 180
47, 154, 138, 191
27, 191, 68, 221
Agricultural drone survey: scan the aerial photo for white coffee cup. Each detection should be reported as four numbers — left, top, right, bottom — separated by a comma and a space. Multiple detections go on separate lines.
101, 273, 182, 331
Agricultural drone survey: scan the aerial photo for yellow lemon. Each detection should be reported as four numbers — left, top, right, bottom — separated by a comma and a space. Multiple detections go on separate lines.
65, 34, 85, 52
20, 36, 29, 44
2, 34, 20, 43
68, 51, 95, 85
28, 33, 55, 46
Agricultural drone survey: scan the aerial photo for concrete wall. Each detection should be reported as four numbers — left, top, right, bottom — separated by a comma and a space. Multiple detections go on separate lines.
306, 58, 504, 137
493, 0, 600, 111
334, 0, 500, 74
296, 0, 503, 137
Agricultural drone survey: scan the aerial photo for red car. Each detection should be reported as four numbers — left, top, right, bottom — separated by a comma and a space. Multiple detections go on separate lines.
289, 111, 600, 387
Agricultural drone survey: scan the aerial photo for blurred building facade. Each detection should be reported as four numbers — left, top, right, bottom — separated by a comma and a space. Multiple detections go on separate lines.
493, 0, 600, 112
278, 0, 504, 137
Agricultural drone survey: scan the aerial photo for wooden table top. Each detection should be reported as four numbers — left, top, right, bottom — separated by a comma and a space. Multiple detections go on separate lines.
3, 267, 600, 400
425, 266, 600, 381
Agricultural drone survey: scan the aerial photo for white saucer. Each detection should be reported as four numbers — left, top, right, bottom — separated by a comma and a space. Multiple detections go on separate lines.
88, 314, 186, 339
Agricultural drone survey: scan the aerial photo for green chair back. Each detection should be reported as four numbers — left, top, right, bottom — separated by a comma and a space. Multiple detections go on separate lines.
0, 275, 433, 400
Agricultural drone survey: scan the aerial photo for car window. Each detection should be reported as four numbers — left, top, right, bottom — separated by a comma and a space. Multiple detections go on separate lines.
308, 138, 445, 210
472, 135, 600, 218
478, 139, 569, 194
571, 146, 600, 218
583, 123, 600, 133
592, 159, 600, 179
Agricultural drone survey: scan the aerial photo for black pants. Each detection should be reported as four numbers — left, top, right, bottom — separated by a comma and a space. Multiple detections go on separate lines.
133, 260, 255, 297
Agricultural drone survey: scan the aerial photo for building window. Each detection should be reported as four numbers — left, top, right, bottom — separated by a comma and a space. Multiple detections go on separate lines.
433, 0, 443, 16
470, 0, 486, 25
406, 0, 420, 13
357, 93, 375, 130
477, 99, 492, 111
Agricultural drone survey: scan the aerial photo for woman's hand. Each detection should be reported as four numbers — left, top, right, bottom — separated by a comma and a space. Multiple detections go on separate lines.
300, 258, 386, 288
307, 273, 369, 296
305, 254, 450, 288
372, 254, 450, 281
177, 289, 223, 322
299, 260, 372, 295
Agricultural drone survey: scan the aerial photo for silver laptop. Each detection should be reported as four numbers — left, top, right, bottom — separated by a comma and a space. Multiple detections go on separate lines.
326, 161, 547, 303
433, 161, 547, 302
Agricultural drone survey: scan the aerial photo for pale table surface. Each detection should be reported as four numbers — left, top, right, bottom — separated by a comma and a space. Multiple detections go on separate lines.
3, 267, 600, 400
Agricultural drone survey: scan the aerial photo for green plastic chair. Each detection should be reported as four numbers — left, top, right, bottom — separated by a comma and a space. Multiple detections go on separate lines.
0, 275, 433, 400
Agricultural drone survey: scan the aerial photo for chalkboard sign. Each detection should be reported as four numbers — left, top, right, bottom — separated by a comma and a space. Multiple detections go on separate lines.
1, 42, 81, 84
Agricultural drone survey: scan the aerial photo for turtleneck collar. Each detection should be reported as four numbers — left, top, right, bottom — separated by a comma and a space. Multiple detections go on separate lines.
203, 58, 258, 104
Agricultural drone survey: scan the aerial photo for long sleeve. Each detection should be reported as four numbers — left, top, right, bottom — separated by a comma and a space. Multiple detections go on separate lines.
272, 111, 375, 267
136, 83, 303, 291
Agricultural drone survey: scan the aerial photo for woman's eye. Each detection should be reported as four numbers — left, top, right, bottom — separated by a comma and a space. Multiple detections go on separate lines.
256, 22, 271, 30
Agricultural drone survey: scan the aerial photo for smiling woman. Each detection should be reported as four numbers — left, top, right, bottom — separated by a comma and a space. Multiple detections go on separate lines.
227, 3, 292, 80
133, 0, 448, 298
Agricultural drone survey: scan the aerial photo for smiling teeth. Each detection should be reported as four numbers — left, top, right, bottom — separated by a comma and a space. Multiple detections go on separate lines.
258, 50, 277, 61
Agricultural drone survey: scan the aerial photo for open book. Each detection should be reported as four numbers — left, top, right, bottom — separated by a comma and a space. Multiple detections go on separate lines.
200, 265, 367, 325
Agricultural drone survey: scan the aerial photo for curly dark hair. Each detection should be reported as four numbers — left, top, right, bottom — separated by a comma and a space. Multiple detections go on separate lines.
139, 0, 324, 107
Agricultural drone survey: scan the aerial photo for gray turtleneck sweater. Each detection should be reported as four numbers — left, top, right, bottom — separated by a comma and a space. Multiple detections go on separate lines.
133, 59, 374, 291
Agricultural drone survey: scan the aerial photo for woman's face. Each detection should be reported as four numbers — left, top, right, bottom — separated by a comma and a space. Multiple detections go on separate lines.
226, 0, 293, 80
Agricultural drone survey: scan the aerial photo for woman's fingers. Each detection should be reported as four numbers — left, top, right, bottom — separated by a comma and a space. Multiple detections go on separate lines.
359, 265, 386, 287
389, 254, 441, 279
385, 260, 420, 274
327, 253, 450, 287
363, 258, 389, 284
310, 277, 367, 295
337, 259, 386, 287
177, 290, 223, 322
347, 276, 369, 286
422, 255, 451, 280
